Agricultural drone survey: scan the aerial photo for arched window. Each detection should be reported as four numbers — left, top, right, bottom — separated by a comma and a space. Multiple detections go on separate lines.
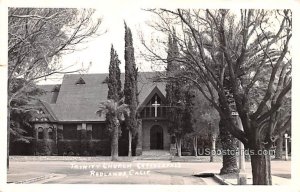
48, 127, 53, 140
38, 127, 43, 140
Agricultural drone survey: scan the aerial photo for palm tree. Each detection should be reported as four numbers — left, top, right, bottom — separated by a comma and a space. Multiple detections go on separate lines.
97, 99, 129, 161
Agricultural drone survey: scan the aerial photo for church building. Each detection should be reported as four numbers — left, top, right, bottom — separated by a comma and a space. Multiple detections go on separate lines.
30, 72, 176, 156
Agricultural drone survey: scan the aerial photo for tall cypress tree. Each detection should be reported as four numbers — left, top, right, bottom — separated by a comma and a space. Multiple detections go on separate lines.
108, 45, 122, 101
166, 31, 190, 157
166, 33, 177, 154
166, 35, 174, 110
106, 45, 122, 159
124, 22, 138, 156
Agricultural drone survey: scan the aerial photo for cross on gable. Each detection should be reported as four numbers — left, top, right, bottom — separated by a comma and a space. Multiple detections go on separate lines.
152, 95, 161, 117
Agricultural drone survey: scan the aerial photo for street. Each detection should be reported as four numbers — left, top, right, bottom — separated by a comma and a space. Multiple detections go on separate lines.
8, 160, 220, 184
7, 159, 290, 185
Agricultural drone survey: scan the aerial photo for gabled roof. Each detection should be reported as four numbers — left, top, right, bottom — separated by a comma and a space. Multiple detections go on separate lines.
39, 100, 58, 121
31, 99, 58, 122
36, 72, 166, 122
137, 86, 166, 112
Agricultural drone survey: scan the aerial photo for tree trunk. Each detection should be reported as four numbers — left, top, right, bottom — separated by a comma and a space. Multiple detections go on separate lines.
111, 121, 119, 161
210, 135, 216, 162
193, 136, 198, 157
250, 148, 272, 185
7, 105, 10, 169
176, 136, 182, 157
135, 119, 143, 156
275, 134, 283, 159
128, 129, 132, 157
245, 153, 251, 162
219, 117, 238, 174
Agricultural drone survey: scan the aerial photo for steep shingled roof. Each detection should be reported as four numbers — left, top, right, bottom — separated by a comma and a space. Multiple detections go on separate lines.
37, 72, 166, 122
36, 84, 59, 103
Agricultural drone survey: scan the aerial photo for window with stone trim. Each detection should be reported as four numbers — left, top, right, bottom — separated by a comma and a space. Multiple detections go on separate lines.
63, 124, 78, 140
38, 127, 43, 139
48, 127, 54, 140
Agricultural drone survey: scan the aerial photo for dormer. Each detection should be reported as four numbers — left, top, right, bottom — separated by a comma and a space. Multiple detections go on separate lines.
76, 77, 86, 85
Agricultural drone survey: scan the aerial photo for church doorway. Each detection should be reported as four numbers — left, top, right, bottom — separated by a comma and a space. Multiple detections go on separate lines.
150, 125, 164, 149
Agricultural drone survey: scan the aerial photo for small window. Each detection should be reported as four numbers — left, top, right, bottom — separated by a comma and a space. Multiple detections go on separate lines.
76, 77, 86, 85
48, 128, 53, 140
41, 117, 48, 121
92, 124, 107, 139
38, 128, 43, 140
63, 124, 78, 140
37, 109, 44, 114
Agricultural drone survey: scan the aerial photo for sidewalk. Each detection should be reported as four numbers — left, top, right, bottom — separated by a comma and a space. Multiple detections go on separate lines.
216, 173, 291, 185
214, 159, 291, 185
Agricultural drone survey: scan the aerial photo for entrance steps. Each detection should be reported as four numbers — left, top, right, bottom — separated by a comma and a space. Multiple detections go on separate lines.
136, 150, 172, 160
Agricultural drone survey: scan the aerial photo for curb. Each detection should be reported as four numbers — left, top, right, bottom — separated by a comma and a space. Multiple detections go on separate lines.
194, 172, 231, 185
213, 174, 232, 185
13, 174, 55, 184
171, 159, 221, 163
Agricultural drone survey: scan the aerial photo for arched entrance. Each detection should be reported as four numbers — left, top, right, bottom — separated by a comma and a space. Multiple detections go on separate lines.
150, 125, 164, 149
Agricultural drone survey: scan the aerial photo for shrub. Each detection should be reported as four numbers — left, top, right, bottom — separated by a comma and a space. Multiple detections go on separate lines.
83, 150, 90, 156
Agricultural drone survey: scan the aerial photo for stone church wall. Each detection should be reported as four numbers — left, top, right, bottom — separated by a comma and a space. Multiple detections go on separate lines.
34, 123, 58, 155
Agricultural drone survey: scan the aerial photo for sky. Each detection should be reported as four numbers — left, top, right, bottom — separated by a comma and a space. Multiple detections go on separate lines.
38, 7, 157, 84
4, 0, 297, 85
